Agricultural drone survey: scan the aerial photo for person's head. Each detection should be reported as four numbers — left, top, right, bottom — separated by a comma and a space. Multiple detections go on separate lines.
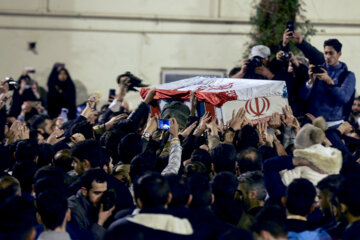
12, 160, 37, 194
100, 129, 126, 164
133, 172, 171, 208
252, 205, 288, 240
211, 144, 236, 174
316, 174, 344, 218
70, 120, 94, 140
351, 96, 360, 116
53, 149, 73, 173
184, 161, 208, 178
238, 171, 266, 210
323, 39, 342, 66
28, 115, 53, 137
250, 45, 271, 65
57, 67, 69, 82
33, 166, 66, 196
285, 178, 316, 216
36, 188, 69, 231
0, 176, 21, 201
294, 118, 326, 149
15, 139, 39, 163
235, 125, 260, 151
36, 143, 54, 169
81, 169, 108, 207
118, 133, 142, 164
129, 153, 156, 183
236, 147, 262, 175
0, 196, 37, 240
190, 148, 212, 175
71, 140, 104, 175
337, 175, 360, 221
166, 175, 191, 208
211, 171, 238, 199
188, 174, 213, 208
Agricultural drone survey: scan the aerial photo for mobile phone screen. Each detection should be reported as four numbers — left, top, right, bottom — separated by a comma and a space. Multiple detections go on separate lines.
109, 89, 116, 97
158, 119, 170, 130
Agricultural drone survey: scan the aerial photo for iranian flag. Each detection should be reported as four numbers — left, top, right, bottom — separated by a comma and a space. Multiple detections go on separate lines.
140, 76, 289, 123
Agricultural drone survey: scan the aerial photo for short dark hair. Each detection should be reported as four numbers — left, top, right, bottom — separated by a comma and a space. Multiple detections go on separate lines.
53, 149, 73, 173
118, 133, 142, 164
188, 174, 212, 208
134, 172, 170, 208
211, 172, 238, 198
12, 160, 37, 194
37, 143, 54, 169
129, 153, 156, 182
235, 125, 259, 151
0, 176, 21, 202
252, 205, 287, 238
70, 120, 94, 139
286, 178, 316, 216
15, 139, 39, 162
237, 147, 263, 174
211, 144, 236, 174
190, 148, 212, 174
316, 174, 344, 192
0, 196, 37, 240
81, 169, 107, 191
324, 39, 342, 52
166, 175, 190, 208
100, 129, 126, 165
36, 188, 68, 230
238, 171, 267, 201
337, 176, 360, 217
184, 161, 208, 178
71, 140, 103, 169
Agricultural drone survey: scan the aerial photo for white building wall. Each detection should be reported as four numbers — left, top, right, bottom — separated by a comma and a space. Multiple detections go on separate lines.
0, 0, 359, 108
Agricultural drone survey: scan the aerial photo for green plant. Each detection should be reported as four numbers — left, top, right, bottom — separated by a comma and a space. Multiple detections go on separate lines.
244, 0, 316, 58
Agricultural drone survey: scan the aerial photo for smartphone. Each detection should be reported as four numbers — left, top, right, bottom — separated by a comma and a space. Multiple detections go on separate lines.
158, 119, 170, 130
109, 89, 116, 98
286, 21, 295, 36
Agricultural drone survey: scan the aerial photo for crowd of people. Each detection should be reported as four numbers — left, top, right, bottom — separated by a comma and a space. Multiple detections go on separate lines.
0, 28, 359, 240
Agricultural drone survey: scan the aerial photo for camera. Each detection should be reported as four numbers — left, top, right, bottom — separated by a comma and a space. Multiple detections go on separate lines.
311, 65, 325, 74
247, 56, 263, 74
99, 189, 117, 211
286, 21, 295, 37
5, 77, 18, 91
281, 52, 291, 62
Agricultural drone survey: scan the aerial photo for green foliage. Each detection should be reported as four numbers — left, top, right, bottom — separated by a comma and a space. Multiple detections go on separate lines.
244, 0, 316, 58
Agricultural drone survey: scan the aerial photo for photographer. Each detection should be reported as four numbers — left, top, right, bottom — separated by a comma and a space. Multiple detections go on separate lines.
272, 49, 309, 117
282, 28, 356, 126
232, 45, 278, 80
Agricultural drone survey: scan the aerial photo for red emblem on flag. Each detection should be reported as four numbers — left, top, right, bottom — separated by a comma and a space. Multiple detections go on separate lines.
245, 97, 270, 117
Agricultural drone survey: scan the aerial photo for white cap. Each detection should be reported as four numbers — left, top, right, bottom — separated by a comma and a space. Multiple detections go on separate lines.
251, 45, 271, 58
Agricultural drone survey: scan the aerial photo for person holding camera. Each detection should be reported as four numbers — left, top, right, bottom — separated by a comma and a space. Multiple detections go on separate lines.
68, 169, 114, 240
231, 45, 278, 80
282, 29, 356, 127
272, 48, 310, 117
